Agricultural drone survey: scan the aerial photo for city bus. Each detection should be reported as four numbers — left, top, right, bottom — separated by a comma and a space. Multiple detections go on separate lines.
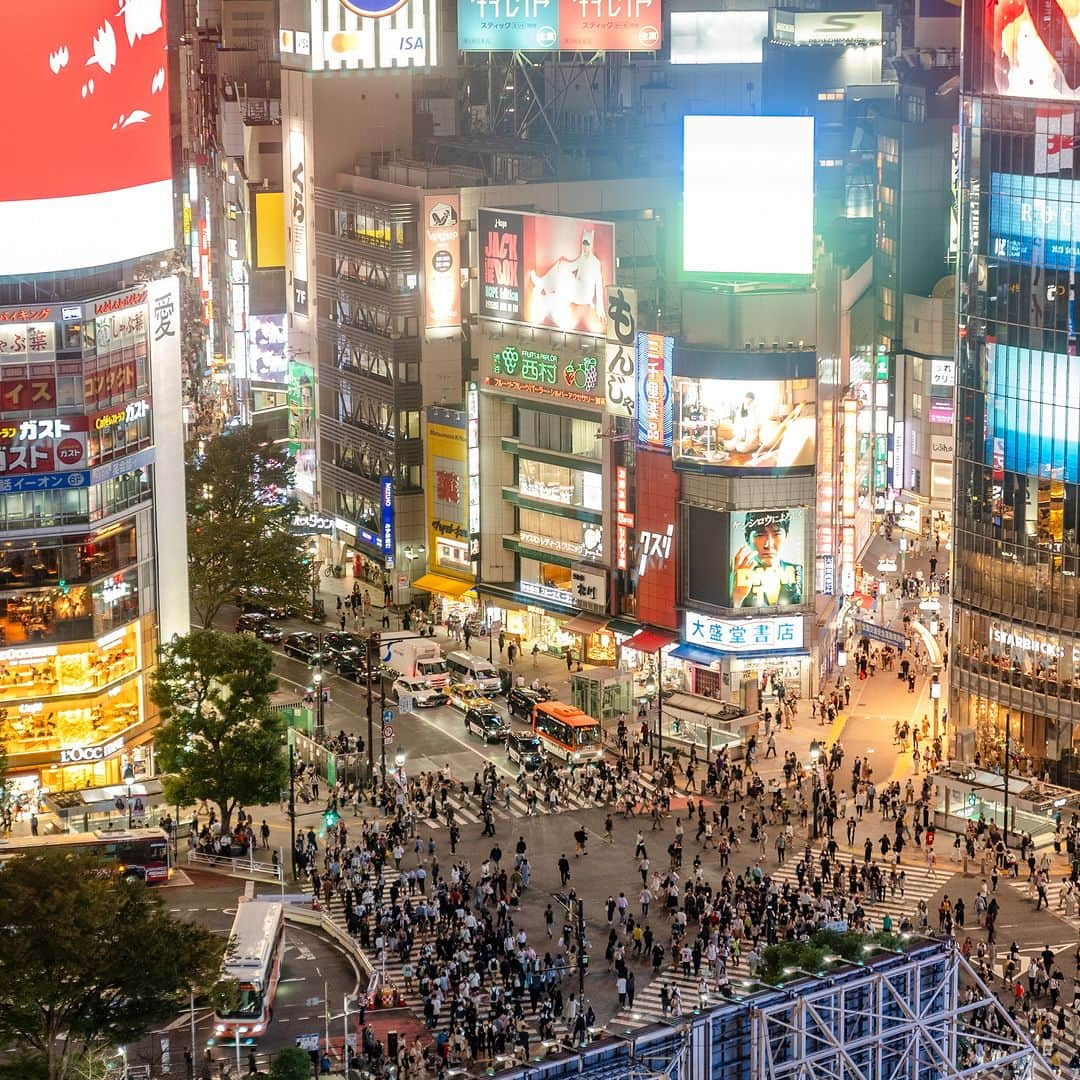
214, 900, 286, 1041
532, 701, 604, 764
0, 827, 172, 883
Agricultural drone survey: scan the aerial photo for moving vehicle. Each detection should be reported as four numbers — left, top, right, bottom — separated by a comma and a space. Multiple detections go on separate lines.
506, 731, 544, 770
335, 647, 368, 682
322, 631, 363, 660
464, 704, 509, 742
235, 613, 284, 644
0, 828, 171, 883
392, 676, 447, 709
213, 900, 286, 1041
236, 586, 288, 619
282, 632, 322, 662
532, 701, 603, 763
445, 652, 502, 694
383, 637, 449, 688
446, 682, 496, 712
507, 686, 544, 720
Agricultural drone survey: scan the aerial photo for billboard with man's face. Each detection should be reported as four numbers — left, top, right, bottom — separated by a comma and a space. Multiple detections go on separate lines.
729, 508, 807, 610
478, 209, 615, 335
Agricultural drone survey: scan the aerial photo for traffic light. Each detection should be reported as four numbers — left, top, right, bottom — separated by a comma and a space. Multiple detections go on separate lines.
59, 579, 69, 595
323, 807, 339, 830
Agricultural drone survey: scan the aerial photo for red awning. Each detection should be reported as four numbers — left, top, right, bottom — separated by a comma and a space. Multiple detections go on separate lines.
851, 592, 875, 611
621, 627, 678, 653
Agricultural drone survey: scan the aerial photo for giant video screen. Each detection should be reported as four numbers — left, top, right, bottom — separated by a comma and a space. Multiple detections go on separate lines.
0, 0, 174, 274
987, 342, 1080, 483
990, 172, 1080, 270
729, 508, 807, 610
672, 375, 816, 472
683, 116, 814, 276
965, 0, 1080, 101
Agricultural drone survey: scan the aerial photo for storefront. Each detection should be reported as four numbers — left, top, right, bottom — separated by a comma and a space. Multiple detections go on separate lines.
563, 611, 616, 665
617, 627, 680, 700
412, 572, 478, 627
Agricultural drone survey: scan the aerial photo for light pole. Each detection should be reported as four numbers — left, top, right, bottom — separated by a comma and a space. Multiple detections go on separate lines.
402, 544, 425, 608
930, 672, 942, 741
644, 671, 657, 763
234, 1027, 246, 1079
809, 745, 821, 840
122, 761, 135, 828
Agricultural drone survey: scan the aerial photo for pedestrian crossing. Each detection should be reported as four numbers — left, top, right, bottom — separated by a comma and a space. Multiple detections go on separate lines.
1007, 875, 1080, 932
605, 860, 954, 1031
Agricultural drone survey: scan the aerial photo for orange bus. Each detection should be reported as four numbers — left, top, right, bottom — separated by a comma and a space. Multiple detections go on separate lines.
532, 701, 603, 763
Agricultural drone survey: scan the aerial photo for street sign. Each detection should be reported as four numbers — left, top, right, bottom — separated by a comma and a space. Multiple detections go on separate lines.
383, 724, 394, 741
383, 708, 393, 723
398, 695, 415, 714
295, 1034, 320, 1051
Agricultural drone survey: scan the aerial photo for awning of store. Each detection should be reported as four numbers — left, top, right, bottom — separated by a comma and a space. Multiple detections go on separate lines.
668, 642, 723, 666
563, 612, 609, 635
412, 573, 474, 599
849, 592, 875, 611
621, 628, 679, 653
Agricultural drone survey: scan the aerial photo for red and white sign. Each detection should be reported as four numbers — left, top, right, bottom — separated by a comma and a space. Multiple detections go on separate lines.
615, 465, 631, 571
0, 0, 174, 274
0, 416, 88, 475
1036, 106, 1075, 175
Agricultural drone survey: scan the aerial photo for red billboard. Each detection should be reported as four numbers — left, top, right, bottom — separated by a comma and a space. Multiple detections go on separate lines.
478, 209, 615, 336
0, 417, 89, 475
0, 0, 174, 273
558, 0, 662, 51
634, 448, 679, 630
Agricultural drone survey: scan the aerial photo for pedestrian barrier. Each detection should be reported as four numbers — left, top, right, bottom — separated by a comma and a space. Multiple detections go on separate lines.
185, 848, 283, 883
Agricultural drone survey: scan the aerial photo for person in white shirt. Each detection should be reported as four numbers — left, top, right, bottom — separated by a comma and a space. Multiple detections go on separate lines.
529, 227, 606, 330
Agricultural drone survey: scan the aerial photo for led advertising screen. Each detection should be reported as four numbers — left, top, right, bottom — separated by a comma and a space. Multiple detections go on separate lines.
682, 116, 815, 276
986, 343, 1080, 483
423, 194, 461, 332
636, 332, 673, 448
248, 314, 288, 383
457, 0, 661, 51
965, 0, 1080, 100
990, 172, 1080, 270
672, 375, 816, 472
478, 209, 615, 335
0, 0, 174, 274
669, 11, 768, 63
729, 508, 807, 610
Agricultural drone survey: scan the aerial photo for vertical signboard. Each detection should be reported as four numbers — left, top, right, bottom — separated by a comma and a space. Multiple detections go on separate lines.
287, 361, 317, 497
289, 127, 309, 317
635, 332, 673, 448
634, 449, 679, 630
423, 194, 461, 332
604, 286, 637, 420
381, 476, 395, 568
467, 382, 481, 567
615, 465, 632, 571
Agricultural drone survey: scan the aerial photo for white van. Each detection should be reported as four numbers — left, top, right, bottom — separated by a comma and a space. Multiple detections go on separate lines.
445, 651, 502, 694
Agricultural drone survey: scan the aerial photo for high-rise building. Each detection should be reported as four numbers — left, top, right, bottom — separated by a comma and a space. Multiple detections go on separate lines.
0, 1, 186, 814
952, 0, 1080, 781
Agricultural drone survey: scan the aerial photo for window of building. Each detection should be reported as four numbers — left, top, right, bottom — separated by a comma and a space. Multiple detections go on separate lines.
912, 392, 922, 418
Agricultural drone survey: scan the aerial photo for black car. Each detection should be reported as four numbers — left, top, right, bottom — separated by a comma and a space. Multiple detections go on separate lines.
235, 586, 288, 619
507, 686, 543, 720
506, 731, 544, 771
335, 646, 370, 682
322, 631, 363, 660
235, 612, 284, 644
282, 632, 322, 662
463, 705, 509, 743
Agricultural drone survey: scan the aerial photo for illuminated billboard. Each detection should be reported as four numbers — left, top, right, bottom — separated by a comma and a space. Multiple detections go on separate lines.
682, 116, 815, 276
986, 343, 1080, 482
770, 10, 882, 44
457, 0, 661, 51
669, 11, 767, 64
248, 314, 288, 383
636, 332, 673, 448
279, 0, 438, 71
426, 408, 473, 579
728, 508, 807, 610
252, 191, 286, 269
423, 195, 461, 332
287, 361, 317, 496
964, 0, 1080, 100
478, 209, 614, 335
0, 0, 174, 274
672, 375, 816, 472
990, 172, 1080, 270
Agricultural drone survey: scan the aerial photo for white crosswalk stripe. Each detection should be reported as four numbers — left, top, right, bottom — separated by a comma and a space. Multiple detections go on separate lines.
1007, 876, 1080, 930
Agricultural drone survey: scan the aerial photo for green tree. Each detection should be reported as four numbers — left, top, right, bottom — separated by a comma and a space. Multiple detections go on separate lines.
187, 426, 311, 628
0, 851, 223, 1080
0, 743, 13, 833
150, 629, 287, 834
269, 1046, 314, 1080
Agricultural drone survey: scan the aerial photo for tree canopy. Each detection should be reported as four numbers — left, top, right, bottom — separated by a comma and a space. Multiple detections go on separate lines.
269, 1046, 315, 1080
150, 629, 287, 834
186, 426, 311, 627
0, 851, 223, 1080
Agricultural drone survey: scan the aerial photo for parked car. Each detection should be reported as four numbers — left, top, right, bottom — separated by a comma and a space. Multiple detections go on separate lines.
393, 677, 448, 709
464, 705, 509, 743
235, 612, 284, 644
446, 682, 496, 712
506, 731, 544, 771
282, 632, 322, 662
322, 631, 363, 660
335, 646, 369, 682
507, 686, 544, 720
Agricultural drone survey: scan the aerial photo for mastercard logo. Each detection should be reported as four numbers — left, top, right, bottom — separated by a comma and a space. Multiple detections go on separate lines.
339, 0, 411, 15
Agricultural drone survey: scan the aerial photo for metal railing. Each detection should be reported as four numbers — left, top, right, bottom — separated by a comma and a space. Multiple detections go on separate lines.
186, 848, 283, 883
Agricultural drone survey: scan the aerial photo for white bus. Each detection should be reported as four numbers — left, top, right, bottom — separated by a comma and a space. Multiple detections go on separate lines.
214, 900, 285, 1040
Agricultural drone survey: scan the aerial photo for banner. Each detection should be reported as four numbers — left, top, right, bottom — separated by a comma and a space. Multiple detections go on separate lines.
635, 332, 673, 448
457, 0, 660, 51
423, 194, 461, 331
289, 126, 309, 316
604, 286, 636, 420
478, 209, 614, 335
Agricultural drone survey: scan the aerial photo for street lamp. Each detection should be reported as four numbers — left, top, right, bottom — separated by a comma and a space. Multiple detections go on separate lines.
234, 1027, 247, 1079
402, 544, 425, 607
644, 672, 658, 763
809, 745, 821, 840
122, 761, 135, 828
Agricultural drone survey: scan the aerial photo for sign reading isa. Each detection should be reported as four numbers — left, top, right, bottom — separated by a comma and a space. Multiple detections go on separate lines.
479, 210, 525, 322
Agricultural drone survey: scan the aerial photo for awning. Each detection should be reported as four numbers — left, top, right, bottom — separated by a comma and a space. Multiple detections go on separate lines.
411, 572, 474, 599
668, 642, 723, 666
563, 612, 609, 635
621, 627, 678, 653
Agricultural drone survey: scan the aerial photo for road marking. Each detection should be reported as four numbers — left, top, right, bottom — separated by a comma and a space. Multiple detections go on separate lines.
410, 708, 516, 778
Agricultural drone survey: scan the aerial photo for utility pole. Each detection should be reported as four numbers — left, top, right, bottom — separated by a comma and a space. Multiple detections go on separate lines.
379, 673, 387, 784
1002, 712, 1011, 848
288, 743, 297, 880
314, 631, 326, 738
366, 637, 375, 799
